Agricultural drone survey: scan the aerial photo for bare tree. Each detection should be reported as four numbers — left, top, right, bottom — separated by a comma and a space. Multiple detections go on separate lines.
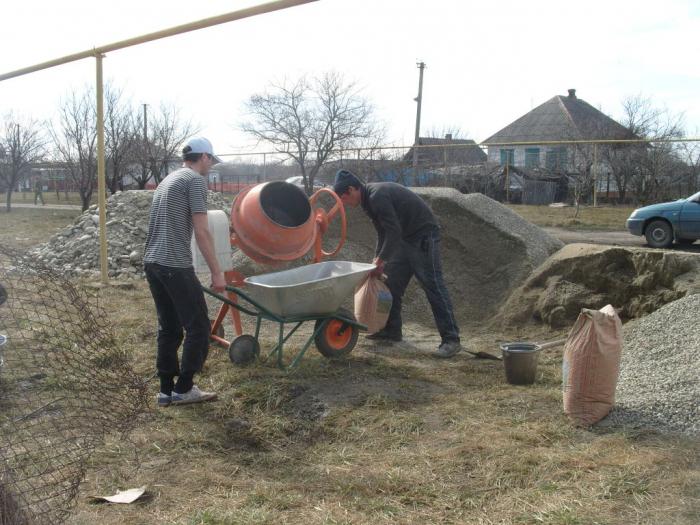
104, 83, 138, 194
49, 87, 97, 211
0, 113, 46, 211
131, 103, 197, 188
678, 131, 700, 195
606, 95, 685, 204
242, 71, 383, 194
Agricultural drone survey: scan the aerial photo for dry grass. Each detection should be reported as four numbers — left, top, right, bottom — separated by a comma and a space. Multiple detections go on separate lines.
506, 204, 635, 231
3, 209, 698, 525
0, 207, 80, 250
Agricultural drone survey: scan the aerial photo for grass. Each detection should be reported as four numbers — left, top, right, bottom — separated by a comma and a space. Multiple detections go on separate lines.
0, 207, 81, 250
3, 207, 699, 525
506, 204, 635, 231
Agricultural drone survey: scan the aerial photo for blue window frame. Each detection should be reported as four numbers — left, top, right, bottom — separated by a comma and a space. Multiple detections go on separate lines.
525, 148, 540, 168
500, 149, 514, 166
546, 147, 568, 170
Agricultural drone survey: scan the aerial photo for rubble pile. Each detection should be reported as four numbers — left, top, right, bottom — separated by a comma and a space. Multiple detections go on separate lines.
31, 190, 230, 279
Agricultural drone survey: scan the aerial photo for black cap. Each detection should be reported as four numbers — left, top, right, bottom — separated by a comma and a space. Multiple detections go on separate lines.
333, 169, 362, 195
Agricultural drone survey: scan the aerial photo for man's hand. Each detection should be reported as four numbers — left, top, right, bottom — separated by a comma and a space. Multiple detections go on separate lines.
211, 272, 227, 293
370, 257, 384, 278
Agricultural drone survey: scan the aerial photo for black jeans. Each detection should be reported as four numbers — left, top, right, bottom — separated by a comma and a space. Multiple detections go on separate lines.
384, 229, 460, 344
145, 263, 210, 394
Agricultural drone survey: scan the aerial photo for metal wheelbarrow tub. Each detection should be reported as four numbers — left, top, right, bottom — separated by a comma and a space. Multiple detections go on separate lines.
243, 261, 375, 318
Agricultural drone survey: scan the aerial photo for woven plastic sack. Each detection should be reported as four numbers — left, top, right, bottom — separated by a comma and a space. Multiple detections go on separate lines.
354, 276, 393, 334
562, 304, 623, 426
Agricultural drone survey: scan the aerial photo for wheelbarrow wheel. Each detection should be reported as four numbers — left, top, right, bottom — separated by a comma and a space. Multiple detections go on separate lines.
229, 335, 260, 366
314, 308, 358, 359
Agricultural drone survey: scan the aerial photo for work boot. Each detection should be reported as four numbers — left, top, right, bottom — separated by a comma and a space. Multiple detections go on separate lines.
434, 341, 463, 359
366, 329, 402, 342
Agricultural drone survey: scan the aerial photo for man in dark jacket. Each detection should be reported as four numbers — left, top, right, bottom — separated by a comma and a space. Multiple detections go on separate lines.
333, 170, 462, 358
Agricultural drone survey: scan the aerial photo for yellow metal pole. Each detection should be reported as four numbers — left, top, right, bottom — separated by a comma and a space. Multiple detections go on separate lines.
0, 0, 317, 81
95, 54, 108, 284
592, 143, 598, 207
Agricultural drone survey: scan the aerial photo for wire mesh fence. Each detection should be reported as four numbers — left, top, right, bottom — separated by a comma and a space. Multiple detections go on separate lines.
0, 246, 149, 525
205, 138, 700, 206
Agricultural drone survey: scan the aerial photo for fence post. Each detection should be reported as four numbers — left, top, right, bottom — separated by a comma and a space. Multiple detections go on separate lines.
593, 143, 597, 207
262, 152, 266, 183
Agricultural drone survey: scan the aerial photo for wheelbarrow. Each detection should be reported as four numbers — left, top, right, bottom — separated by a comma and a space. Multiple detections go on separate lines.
203, 261, 373, 370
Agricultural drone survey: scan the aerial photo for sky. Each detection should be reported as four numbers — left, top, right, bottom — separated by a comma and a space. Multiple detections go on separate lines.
2, 0, 699, 159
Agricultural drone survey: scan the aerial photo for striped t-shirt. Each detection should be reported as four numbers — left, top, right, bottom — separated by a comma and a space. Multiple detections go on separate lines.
144, 168, 207, 268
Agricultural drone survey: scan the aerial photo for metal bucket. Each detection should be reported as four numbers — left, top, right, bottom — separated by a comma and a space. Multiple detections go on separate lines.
499, 342, 540, 385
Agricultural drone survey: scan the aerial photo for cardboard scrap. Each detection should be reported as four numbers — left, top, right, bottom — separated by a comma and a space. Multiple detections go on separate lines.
88, 485, 147, 504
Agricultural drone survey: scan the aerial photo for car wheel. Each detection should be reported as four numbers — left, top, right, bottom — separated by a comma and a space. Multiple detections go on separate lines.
675, 238, 696, 245
644, 220, 673, 248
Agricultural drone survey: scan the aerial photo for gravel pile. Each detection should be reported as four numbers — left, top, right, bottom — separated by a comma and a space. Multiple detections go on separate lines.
606, 293, 700, 436
31, 190, 230, 279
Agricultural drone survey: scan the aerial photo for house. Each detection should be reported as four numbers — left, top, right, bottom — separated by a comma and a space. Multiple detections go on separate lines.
482, 89, 635, 173
403, 134, 487, 167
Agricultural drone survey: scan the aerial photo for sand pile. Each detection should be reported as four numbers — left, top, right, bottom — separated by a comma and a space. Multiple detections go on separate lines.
495, 244, 700, 328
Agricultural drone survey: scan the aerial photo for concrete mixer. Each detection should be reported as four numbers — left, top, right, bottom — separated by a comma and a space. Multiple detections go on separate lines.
194, 181, 373, 369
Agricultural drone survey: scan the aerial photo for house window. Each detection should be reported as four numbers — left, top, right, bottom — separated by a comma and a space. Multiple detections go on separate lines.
525, 148, 540, 168
500, 149, 514, 166
546, 147, 568, 170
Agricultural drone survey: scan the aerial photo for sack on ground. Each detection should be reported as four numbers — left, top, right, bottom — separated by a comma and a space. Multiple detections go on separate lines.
562, 304, 623, 426
354, 277, 392, 334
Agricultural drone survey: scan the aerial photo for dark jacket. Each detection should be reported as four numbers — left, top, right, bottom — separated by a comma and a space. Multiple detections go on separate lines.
361, 182, 439, 260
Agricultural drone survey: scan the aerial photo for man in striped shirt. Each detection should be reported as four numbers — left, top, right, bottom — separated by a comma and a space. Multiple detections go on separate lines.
144, 137, 226, 407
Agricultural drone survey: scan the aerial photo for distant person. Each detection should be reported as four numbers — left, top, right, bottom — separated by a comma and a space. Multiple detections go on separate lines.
333, 170, 462, 358
144, 137, 226, 407
33, 177, 45, 205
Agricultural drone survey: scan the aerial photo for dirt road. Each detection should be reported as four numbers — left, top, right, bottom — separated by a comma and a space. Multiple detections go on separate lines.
544, 227, 700, 253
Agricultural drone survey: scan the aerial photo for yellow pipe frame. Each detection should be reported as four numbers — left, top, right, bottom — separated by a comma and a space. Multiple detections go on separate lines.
0, 0, 318, 284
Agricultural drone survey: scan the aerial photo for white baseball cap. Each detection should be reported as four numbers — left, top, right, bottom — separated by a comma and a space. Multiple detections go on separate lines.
182, 137, 223, 164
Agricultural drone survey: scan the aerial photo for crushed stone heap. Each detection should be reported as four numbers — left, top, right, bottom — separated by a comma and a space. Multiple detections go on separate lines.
495, 243, 700, 328
606, 293, 700, 436
31, 190, 230, 279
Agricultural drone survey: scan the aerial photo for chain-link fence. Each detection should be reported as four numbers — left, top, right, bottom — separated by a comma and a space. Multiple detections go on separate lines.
0, 246, 149, 524
207, 138, 700, 206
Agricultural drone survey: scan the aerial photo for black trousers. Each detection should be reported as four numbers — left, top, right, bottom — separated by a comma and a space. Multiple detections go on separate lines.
384, 229, 460, 344
145, 263, 210, 394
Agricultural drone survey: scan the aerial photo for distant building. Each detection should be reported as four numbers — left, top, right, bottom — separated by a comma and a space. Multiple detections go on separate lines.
403, 134, 487, 167
482, 89, 635, 172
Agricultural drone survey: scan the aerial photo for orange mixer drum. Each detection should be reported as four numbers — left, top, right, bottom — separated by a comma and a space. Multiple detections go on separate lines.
230, 181, 316, 264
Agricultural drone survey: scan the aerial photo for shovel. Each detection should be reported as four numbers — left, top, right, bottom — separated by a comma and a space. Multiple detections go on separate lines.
466, 348, 503, 360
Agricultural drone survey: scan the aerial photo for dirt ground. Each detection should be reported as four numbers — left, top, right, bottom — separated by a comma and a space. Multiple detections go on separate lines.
2, 194, 699, 524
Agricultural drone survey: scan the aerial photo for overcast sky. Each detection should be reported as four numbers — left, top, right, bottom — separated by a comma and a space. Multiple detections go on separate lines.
2, 0, 699, 158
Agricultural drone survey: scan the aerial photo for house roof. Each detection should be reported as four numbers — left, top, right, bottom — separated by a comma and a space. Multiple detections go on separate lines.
403, 135, 487, 165
482, 89, 635, 144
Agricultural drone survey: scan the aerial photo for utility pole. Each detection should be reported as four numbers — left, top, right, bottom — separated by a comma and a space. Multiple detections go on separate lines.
412, 61, 426, 175
142, 103, 149, 185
